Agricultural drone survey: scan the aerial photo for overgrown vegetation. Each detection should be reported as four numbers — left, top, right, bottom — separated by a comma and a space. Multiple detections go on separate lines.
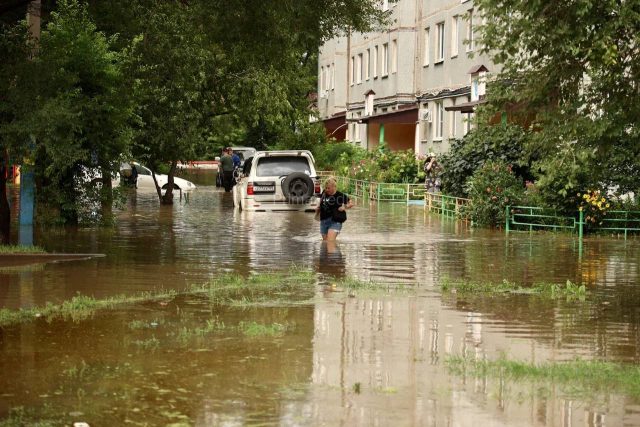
446, 355, 640, 398
448, 0, 640, 218
332, 143, 424, 183
0, 245, 45, 254
0, 270, 395, 328
441, 278, 587, 300
0, 0, 389, 235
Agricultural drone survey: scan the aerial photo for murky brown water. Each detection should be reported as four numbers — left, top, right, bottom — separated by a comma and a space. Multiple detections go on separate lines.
1, 175, 640, 425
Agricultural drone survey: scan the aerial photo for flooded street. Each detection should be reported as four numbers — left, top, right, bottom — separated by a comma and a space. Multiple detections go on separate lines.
2, 175, 640, 425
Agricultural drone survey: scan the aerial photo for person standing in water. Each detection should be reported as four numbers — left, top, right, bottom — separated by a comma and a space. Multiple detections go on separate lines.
316, 177, 354, 241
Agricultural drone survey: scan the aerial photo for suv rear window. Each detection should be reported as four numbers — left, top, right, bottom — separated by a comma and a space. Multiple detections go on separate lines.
256, 156, 311, 177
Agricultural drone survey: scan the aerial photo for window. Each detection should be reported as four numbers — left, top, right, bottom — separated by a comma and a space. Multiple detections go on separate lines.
434, 101, 444, 140
256, 157, 311, 177
373, 45, 379, 78
466, 9, 474, 52
382, 43, 389, 76
357, 53, 363, 83
423, 27, 430, 66
451, 16, 459, 57
320, 66, 325, 93
365, 49, 370, 80
464, 111, 472, 135
436, 22, 445, 63
350, 56, 355, 85
391, 40, 398, 74
331, 63, 335, 90
365, 92, 375, 116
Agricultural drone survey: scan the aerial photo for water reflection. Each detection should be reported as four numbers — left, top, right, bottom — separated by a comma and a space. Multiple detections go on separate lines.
317, 241, 346, 281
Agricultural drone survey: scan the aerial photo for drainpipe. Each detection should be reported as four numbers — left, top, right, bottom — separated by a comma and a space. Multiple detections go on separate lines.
19, 0, 41, 246
413, 0, 423, 155
346, 28, 351, 141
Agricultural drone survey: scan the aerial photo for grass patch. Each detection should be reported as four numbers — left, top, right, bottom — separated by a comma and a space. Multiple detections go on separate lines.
440, 278, 587, 300
0, 245, 46, 254
0, 269, 395, 329
0, 406, 64, 427
189, 269, 318, 306
132, 336, 161, 350
128, 318, 165, 330
445, 355, 640, 398
176, 318, 227, 343
238, 321, 292, 337
0, 269, 315, 328
0, 290, 177, 328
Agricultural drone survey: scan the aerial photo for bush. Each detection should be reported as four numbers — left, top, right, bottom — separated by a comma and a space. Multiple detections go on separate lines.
439, 124, 533, 197
466, 161, 525, 227
313, 141, 362, 170
334, 143, 423, 183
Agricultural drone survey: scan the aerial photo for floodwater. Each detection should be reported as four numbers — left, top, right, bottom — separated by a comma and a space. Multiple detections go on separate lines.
1, 172, 640, 426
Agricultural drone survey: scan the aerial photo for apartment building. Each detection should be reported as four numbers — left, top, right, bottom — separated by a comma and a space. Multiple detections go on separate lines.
317, 0, 495, 155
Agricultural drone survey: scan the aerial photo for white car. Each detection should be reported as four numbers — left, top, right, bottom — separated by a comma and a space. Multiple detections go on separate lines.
121, 162, 196, 192
233, 150, 321, 212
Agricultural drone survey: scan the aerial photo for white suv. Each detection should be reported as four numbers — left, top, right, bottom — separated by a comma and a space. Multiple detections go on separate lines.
233, 150, 321, 212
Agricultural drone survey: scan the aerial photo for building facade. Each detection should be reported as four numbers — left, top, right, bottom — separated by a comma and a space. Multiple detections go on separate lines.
317, 0, 495, 155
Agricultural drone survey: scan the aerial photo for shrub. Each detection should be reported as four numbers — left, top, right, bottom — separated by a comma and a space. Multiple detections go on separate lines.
466, 161, 525, 227
334, 143, 423, 183
439, 124, 533, 197
313, 141, 362, 171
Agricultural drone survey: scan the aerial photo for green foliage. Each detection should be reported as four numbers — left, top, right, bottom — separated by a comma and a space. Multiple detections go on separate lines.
440, 123, 532, 197
0, 245, 45, 254
446, 356, 640, 398
532, 144, 599, 213
440, 277, 587, 300
313, 141, 360, 170
334, 144, 423, 183
476, 0, 640, 205
466, 161, 525, 227
2, 0, 134, 225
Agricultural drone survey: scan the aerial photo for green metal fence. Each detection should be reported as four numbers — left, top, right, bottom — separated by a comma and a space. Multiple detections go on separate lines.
594, 210, 640, 238
506, 206, 578, 233
317, 172, 424, 203
425, 193, 470, 220
506, 206, 640, 239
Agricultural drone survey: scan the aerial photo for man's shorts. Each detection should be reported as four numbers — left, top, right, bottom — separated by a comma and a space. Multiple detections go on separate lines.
320, 217, 343, 235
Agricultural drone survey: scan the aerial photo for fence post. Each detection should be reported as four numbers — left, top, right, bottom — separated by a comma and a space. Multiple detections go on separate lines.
505, 206, 510, 234
406, 184, 410, 204
578, 209, 584, 241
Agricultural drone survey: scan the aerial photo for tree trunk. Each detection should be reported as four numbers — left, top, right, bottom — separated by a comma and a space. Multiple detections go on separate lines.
161, 160, 177, 205
0, 153, 11, 244
100, 164, 114, 224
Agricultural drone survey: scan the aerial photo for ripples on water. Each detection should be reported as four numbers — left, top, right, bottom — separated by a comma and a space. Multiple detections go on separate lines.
2, 181, 640, 425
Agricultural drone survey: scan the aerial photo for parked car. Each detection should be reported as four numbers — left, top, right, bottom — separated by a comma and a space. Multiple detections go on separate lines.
120, 162, 196, 192
232, 150, 321, 212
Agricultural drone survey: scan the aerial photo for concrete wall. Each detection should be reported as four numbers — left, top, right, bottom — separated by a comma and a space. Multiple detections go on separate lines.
318, 0, 497, 155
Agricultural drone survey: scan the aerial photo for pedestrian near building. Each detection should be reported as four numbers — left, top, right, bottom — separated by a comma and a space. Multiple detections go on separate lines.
424, 153, 443, 193
316, 177, 354, 241
219, 148, 235, 192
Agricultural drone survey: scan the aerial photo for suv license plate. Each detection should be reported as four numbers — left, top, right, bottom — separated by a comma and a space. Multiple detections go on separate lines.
254, 185, 275, 193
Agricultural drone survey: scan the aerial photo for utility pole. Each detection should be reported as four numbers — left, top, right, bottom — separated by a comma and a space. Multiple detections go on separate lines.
18, 0, 40, 246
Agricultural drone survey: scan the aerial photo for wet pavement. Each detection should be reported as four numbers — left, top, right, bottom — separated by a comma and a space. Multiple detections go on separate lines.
1, 174, 640, 425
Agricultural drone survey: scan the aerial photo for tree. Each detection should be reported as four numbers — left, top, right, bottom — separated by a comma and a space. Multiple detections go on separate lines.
476, 0, 640, 205
2, 0, 134, 225
0, 21, 30, 243
92, 0, 389, 204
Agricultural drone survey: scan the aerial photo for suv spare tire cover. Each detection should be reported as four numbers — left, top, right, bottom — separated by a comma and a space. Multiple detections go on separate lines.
282, 172, 315, 204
